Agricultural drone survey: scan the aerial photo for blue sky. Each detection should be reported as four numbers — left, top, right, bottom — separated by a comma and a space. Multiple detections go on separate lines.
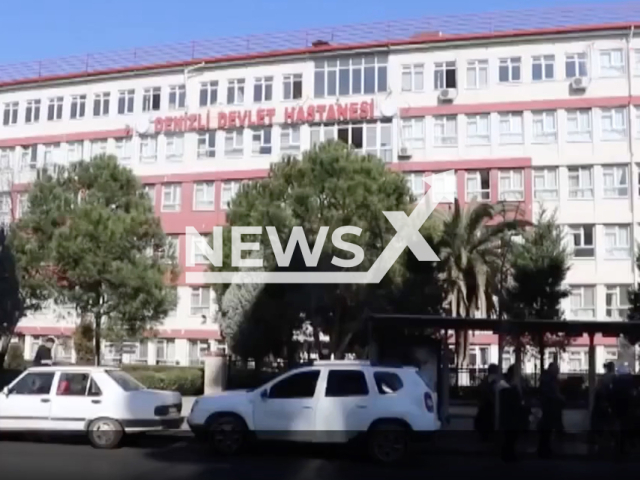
0, 0, 616, 64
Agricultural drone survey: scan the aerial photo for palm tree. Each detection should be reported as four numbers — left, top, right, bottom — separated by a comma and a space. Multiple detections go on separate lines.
436, 200, 525, 368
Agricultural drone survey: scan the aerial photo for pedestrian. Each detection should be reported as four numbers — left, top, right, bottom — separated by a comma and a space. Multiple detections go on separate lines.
608, 363, 636, 455
499, 365, 527, 462
590, 361, 616, 451
537, 362, 565, 458
33, 337, 55, 366
475, 363, 501, 441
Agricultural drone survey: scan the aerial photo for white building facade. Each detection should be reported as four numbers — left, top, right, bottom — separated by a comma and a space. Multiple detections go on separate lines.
3, 5, 640, 370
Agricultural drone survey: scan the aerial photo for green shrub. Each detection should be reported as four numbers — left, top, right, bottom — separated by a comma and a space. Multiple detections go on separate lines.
124, 366, 204, 396
3, 343, 25, 370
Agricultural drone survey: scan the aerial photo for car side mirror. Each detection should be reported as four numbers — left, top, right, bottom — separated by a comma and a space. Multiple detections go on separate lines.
260, 389, 268, 400
1, 386, 9, 397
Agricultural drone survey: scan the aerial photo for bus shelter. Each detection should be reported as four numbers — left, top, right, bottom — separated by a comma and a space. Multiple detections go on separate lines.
366, 313, 640, 422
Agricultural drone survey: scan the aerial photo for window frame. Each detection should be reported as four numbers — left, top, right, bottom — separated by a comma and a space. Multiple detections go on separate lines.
433, 61, 457, 90
193, 182, 216, 211
533, 168, 558, 200
498, 57, 522, 83
604, 225, 631, 258
227, 79, 246, 105
532, 54, 555, 81
568, 225, 595, 258
465, 59, 488, 89
92, 92, 110, 118
168, 85, 186, 110
190, 287, 211, 316
161, 183, 182, 212
602, 165, 629, 198
282, 74, 303, 100
253, 76, 273, 103
466, 114, 491, 145
569, 285, 596, 319
566, 109, 592, 142
498, 169, 525, 201
401, 63, 425, 92
498, 112, 524, 144
532, 110, 558, 144
567, 166, 594, 199
117, 89, 135, 115
465, 170, 491, 202
433, 115, 458, 146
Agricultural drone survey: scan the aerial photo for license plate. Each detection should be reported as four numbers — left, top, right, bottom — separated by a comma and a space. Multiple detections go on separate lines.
168, 407, 178, 415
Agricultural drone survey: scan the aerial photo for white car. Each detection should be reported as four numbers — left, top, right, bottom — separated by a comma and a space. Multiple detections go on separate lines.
0, 366, 183, 449
187, 360, 440, 463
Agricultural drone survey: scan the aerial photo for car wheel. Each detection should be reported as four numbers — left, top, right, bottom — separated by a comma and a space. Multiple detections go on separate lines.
207, 415, 247, 456
367, 421, 409, 464
87, 418, 124, 449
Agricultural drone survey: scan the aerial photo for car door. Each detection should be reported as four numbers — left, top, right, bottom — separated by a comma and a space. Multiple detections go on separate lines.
252, 369, 321, 442
314, 369, 372, 443
0, 371, 55, 431
49, 372, 104, 432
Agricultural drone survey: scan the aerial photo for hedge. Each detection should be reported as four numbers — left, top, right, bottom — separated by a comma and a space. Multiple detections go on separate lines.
124, 366, 204, 396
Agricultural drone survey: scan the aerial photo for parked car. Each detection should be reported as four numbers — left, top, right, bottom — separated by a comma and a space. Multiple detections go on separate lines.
0, 366, 183, 449
187, 360, 440, 463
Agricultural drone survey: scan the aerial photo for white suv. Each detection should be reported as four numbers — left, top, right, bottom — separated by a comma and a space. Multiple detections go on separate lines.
187, 360, 440, 463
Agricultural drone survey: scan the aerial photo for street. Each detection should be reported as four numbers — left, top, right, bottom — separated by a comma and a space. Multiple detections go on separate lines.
1, 435, 639, 480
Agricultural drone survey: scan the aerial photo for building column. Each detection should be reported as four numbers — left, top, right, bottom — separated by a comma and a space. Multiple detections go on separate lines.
588, 333, 596, 417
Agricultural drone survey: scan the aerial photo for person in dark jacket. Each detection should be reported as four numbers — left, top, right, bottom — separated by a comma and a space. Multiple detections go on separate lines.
537, 362, 565, 458
33, 337, 55, 366
590, 361, 616, 450
475, 363, 501, 441
608, 364, 636, 455
499, 365, 527, 462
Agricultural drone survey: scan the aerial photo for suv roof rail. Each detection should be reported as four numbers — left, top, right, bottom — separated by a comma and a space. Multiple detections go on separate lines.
309, 359, 408, 369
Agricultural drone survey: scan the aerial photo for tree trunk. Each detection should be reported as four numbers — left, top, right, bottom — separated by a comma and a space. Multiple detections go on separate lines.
0, 334, 11, 369
94, 315, 101, 367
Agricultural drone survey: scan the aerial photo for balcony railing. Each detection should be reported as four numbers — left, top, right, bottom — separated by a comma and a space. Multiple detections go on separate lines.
1, 2, 640, 85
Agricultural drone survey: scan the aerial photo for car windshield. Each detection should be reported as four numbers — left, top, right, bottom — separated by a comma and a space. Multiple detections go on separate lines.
106, 370, 146, 392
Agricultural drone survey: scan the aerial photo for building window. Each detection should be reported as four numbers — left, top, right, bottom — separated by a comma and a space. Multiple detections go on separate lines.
225, 129, 244, 156
193, 182, 215, 211
566, 109, 592, 142
466, 114, 490, 145
142, 87, 161, 112
604, 225, 630, 258
168, 85, 186, 110
25, 99, 41, 124
188, 340, 210, 366
0, 148, 13, 170
47, 97, 63, 121
221, 181, 242, 210
143, 185, 155, 204
115, 138, 132, 163
313, 122, 392, 163
90, 140, 107, 158
197, 132, 216, 159
498, 112, 524, 144
251, 128, 272, 155
161, 184, 182, 212
43, 143, 62, 166
155, 339, 176, 365
283, 74, 303, 100
227, 79, 245, 105
69, 95, 86, 120
190, 287, 211, 316
568, 225, 595, 258
401, 64, 424, 92
466, 60, 488, 89
532, 110, 557, 143
567, 350, 587, 372
401, 118, 425, 152
405, 172, 424, 198
602, 165, 628, 198
434, 61, 457, 90
433, 116, 458, 146
568, 166, 594, 199
199, 81, 218, 107
67, 141, 84, 163
532, 55, 555, 81
533, 168, 558, 200
430, 169, 457, 203
118, 89, 135, 114
499, 169, 524, 201
466, 170, 490, 201
253, 76, 273, 103
570, 286, 595, 319
565, 52, 588, 78
17, 193, 29, 218
93, 92, 110, 117
498, 57, 521, 83
313, 55, 388, 98
165, 134, 184, 161
601, 108, 627, 140
3, 102, 18, 126
606, 285, 631, 319
280, 126, 301, 153
20, 146, 37, 171
139, 136, 158, 162
599, 49, 625, 77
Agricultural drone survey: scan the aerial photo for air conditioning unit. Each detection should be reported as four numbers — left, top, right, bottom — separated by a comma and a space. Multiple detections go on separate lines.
570, 76, 590, 90
438, 88, 458, 101
398, 146, 412, 160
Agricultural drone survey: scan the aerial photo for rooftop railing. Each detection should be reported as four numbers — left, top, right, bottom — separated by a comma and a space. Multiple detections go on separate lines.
2, 2, 640, 85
